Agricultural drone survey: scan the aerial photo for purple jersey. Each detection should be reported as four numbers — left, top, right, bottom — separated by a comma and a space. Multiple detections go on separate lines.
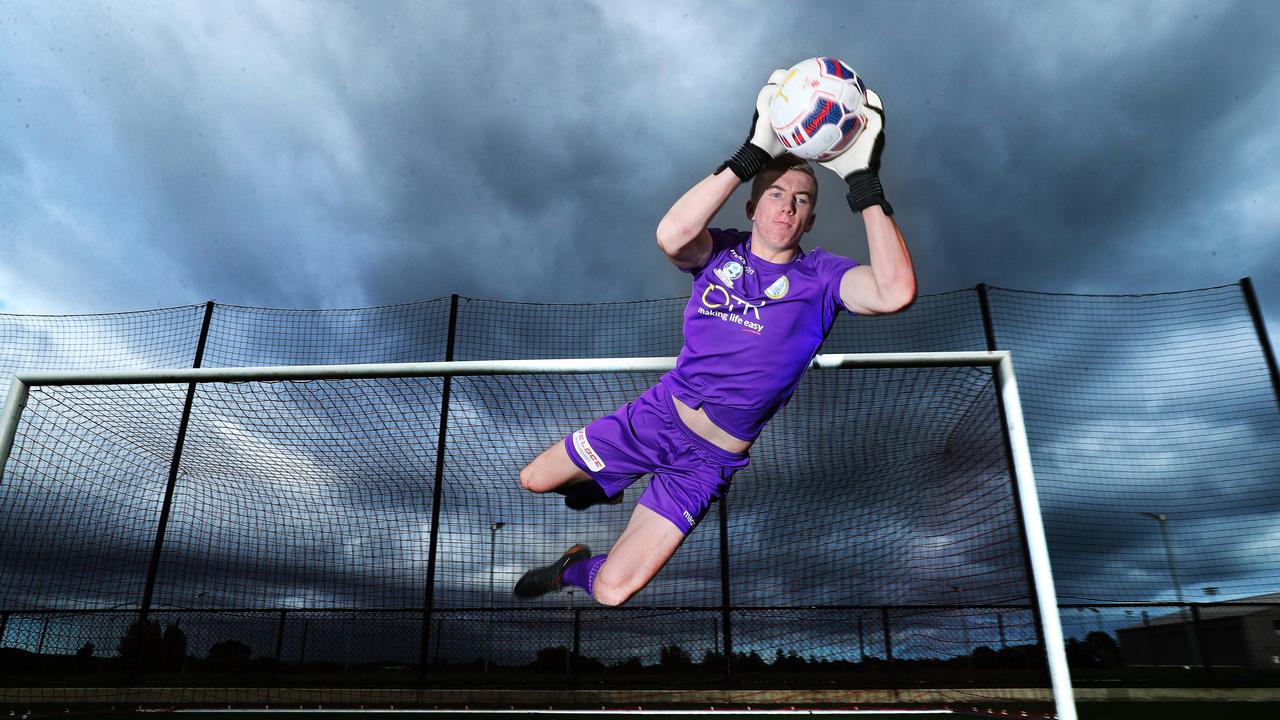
660, 228, 858, 441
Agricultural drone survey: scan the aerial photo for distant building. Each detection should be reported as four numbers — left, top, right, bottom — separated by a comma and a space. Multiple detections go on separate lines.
1117, 592, 1280, 670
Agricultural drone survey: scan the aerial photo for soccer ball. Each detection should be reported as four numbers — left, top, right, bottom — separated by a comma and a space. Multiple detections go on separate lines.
769, 57, 867, 161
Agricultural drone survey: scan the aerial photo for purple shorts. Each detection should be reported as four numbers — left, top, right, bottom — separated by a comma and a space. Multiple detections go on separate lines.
563, 383, 751, 534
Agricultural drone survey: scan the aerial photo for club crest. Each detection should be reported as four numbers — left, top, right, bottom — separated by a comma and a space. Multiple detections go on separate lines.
714, 261, 744, 289
765, 276, 790, 300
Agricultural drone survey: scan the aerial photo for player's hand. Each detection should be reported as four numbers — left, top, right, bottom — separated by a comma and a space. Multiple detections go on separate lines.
819, 88, 885, 180
717, 69, 786, 182
746, 69, 788, 159
820, 88, 893, 215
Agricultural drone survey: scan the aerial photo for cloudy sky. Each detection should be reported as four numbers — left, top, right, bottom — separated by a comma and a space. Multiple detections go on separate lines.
1, 0, 1278, 338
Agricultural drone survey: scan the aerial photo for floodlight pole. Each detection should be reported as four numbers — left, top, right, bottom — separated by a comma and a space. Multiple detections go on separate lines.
485, 520, 504, 673
1140, 511, 1201, 667
1141, 512, 1186, 607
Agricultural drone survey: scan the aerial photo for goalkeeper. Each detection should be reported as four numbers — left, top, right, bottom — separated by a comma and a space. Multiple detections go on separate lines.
514, 71, 916, 606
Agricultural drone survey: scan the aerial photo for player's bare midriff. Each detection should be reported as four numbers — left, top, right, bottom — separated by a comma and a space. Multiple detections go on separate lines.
671, 395, 753, 455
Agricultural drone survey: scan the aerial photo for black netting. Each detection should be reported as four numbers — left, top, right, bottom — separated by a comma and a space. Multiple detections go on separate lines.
984, 286, 1280, 603
201, 301, 452, 368
0, 364, 1045, 692
2, 283, 1279, 700
0, 305, 207, 410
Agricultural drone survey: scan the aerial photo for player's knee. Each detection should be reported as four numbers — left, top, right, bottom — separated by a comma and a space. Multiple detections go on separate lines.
590, 571, 636, 607
518, 464, 546, 493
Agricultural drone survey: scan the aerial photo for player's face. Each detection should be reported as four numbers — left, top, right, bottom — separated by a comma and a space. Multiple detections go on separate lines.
746, 169, 817, 259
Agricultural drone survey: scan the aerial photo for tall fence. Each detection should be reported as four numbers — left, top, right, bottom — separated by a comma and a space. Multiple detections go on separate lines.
1, 283, 1279, 693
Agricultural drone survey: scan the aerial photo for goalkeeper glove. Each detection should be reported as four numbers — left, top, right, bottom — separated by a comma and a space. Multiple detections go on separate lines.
717, 69, 787, 182
819, 88, 892, 216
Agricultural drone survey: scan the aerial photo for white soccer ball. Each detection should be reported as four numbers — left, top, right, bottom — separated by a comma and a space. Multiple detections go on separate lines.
769, 57, 867, 161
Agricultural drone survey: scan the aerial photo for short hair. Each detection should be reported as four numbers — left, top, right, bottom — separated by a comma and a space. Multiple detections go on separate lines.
750, 154, 818, 205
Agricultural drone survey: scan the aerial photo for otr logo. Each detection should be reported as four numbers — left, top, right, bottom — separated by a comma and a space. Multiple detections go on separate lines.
702, 284, 765, 320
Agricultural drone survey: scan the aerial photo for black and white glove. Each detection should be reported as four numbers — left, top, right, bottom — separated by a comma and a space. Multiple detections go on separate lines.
717, 69, 787, 182
819, 88, 892, 215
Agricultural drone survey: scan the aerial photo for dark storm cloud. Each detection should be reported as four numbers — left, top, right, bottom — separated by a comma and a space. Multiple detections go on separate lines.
2, 1, 1278, 321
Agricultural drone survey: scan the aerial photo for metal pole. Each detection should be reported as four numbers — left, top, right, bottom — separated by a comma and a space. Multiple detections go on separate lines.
134, 300, 215, 679
857, 616, 865, 660
0, 378, 30, 486
1240, 277, 1280, 410
1190, 605, 1213, 680
718, 494, 733, 685
485, 520, 504, 673
977, 283, 1048, 652
420, 294, 459, 684
952, 586, 972, 671
272, 610, 287, 684
17, 351, 1010, 387
572, 608, 582, 686
880, 607, 893, 662
996, 353, 1078, 720
1141, 512, 1200, 667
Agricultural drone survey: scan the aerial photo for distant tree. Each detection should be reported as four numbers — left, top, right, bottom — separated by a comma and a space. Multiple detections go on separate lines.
533, 645, 570, 670
772, 648, 808, 669
658, 644, 692, 668
75, 642, 96, 673
733, 649, 765, 672
1084, 631, 1120, 666
613, 656, 643, 674
162, 624, 188, 668
118, 619, 164, 671
207, 639, 252, 670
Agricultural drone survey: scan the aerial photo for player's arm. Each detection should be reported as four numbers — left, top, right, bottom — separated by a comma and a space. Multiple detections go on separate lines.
818, 88, 917, 315
656, 70, 787, 271
839, 208, 916, 315
655, 172, 739, 271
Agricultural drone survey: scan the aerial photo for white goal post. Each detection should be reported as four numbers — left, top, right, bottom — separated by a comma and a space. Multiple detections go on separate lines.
0, 351, 1076, 720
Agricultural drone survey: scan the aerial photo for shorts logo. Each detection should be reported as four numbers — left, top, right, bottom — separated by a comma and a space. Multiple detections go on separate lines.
713, 261, 744, 289
765, 276, 790, 299
572, 428, 606, 472
682, 510, 697, 526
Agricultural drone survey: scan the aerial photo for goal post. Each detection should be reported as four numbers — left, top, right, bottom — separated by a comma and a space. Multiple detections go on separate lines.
0, 352, 1075, 719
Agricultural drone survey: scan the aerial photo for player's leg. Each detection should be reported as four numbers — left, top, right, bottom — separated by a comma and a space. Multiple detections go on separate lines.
519, 439, 623, 509
590, 504, 686, 606
512, 503, 684, 603
518, 440, 589, 494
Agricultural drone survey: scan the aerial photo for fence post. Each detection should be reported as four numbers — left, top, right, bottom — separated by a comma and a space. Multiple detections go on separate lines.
1190, 605, 1213, 681
718, 494, 733, 686
133, 300, 215, 679
881, 607, 893, 662
572, 608, 582, 688
1241, 277, 1280, 410
420, 294, 460, 684
272, 610, 288, 684
976, 284, 1049, 655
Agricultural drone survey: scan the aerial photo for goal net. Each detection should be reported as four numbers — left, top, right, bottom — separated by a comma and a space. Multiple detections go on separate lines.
0, 353, 1075, 718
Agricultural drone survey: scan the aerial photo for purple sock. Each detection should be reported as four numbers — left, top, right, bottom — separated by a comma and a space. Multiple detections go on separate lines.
561, 554, 607, 595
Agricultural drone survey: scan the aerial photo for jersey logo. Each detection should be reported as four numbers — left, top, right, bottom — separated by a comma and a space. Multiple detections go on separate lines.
713, 261, 744, 289
765, 276, 790, 300
701, 284, 764, 319
572, 428, 606, 472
